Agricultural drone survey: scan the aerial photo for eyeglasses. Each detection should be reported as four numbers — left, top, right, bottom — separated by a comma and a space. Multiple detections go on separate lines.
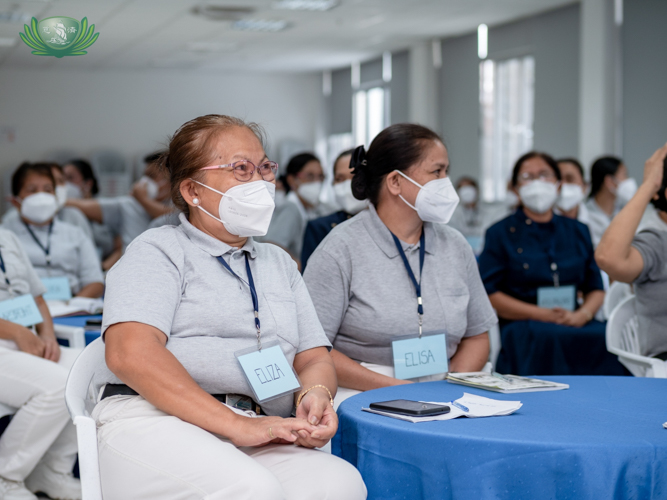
518, 172, 557, 183
201, 160, 279, 182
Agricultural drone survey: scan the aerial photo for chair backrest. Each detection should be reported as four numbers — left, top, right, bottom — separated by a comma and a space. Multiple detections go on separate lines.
603, 281, 633, 320
605, 295, 667, 378
65, 338, 105, 500
65, 337, 105, 419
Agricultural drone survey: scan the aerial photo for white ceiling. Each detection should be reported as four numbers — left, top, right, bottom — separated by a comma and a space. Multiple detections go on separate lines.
0, 0, 577, 73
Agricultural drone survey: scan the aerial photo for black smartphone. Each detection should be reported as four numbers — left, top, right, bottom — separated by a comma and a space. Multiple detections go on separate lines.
369, 399, 450, 416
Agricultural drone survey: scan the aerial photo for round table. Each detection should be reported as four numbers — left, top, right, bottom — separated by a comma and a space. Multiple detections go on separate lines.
333, 377, 667, 500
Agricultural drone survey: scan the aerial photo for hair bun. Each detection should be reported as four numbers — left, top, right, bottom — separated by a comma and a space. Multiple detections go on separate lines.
351, 145, 370, 201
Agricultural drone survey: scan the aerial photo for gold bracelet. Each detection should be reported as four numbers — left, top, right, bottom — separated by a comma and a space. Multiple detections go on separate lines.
296, 384, 334, 407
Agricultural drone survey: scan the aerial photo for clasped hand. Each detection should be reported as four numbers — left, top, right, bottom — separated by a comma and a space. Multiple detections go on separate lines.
230, 388, 337, 449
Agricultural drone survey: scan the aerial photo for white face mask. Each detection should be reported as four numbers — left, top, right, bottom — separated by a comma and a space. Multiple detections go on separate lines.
458, 185, 478, 205
556, 183, 585, 211
191, 179, 276, 237
55, 185, 68, 209
333, 179, 367, 215
395, 170, 460, 224
274, 190, 286, 208
616, 178, 637, 205
65, 182, 83, 200
20, 192, 59, 224
139, 176, 159, 200
519, 180, 559, 214
297, 181, 322, 207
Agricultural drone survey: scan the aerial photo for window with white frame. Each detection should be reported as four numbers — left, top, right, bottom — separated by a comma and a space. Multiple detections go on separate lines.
353, 86, 390, 148
479, 55, 535, 202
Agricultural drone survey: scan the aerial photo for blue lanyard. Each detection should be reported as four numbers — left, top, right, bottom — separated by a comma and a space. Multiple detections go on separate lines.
23, 221, 53, 266
216, 253, 263, 350
391, 230, 426, 337
0, 248, 10, 286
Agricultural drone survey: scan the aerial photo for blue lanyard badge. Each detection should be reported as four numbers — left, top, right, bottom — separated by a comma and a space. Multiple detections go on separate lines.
24, 221, 53, 267
217, 254, 301, 403
537, 285, 576, 311
41, 277, 72, 301
390, 231, 448, 380
0, 248, 11, 286
0, 294, 44, 327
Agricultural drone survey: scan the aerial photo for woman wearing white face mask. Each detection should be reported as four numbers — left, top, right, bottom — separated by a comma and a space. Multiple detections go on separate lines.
303, 124, 497, 408
90, 114, 366, 500
300, 149, 368, 270
585, 156, 637, 247
260, 153, 325, 263
2, 163, 104, 299
478, 152, 623, 376
2, 163, 94, 244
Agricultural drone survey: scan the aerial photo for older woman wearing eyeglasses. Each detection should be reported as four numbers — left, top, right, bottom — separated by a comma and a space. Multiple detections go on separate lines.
478, 152, 615, 376
90, 115, 366, 500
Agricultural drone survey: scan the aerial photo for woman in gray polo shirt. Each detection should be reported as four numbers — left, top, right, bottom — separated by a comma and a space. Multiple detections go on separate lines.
303, 124, 497, 407
596, 142, 667, 359
91, 114, 366, 500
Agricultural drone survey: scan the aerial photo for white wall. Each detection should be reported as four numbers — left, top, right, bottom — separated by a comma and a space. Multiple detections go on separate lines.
0, 68, 321, 179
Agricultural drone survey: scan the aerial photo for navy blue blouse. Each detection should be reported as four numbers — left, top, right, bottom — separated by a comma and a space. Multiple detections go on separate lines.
478, 208, 603, 304
301, 210, 352, 271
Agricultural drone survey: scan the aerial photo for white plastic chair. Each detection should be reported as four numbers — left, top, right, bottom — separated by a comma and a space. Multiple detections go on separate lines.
487, 323, 501, 371
65, 338, 104, 500
603, 281, 633, 320
606, 295, 667, 378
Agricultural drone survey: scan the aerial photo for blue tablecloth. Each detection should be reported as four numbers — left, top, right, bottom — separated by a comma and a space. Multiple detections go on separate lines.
333, 377, 667, 500
53, 314, 102, 345
496, 320, 627, 376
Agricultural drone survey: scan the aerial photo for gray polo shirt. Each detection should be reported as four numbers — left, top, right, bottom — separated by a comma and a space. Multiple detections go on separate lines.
93, 213, 330, 417
631, 226, 667, 357
303, 205, 497, 367
0, 228, 48, 350
2, 216, 103, 294
98, 196, 152, 249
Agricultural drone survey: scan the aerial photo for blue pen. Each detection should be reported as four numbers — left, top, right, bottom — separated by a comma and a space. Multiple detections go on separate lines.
451, 401, 469, 412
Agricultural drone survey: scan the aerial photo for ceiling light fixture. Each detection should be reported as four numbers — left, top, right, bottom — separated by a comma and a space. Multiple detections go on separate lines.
273, 0, 339, 11
232, 19, 289, 32
0, 11, 32, 24
191, 5, 255, 21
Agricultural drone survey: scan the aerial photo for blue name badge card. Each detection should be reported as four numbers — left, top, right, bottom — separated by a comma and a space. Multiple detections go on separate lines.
41, 277, 72, 301
0, 294, 44, 327
392, 332, 448, 380
537, 285, 576, 311
235, 341, 301, 403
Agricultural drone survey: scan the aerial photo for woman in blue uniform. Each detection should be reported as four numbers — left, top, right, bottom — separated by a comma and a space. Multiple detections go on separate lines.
479, 151, 623, 376
301, 149, 367, 269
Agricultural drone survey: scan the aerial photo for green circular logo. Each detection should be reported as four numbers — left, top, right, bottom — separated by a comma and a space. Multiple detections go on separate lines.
20, 16, 99, 58
38, 17, 80, 50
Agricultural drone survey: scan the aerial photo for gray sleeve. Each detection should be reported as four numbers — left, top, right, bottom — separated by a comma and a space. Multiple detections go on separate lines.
75, 228, 104, 288
9, 231, 47, 297
632, 229, 667, 284
462, 239, 498, 337
286, 257, 331, 353
263, 204, 301, 251
98, 198, 123, 236
302, 247, 350, 344
101, 238, 182, 339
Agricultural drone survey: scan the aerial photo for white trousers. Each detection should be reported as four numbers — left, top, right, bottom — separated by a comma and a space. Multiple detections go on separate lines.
0, 344, 80, 481
333, 362, 447, 410
92, 395, 367, 500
